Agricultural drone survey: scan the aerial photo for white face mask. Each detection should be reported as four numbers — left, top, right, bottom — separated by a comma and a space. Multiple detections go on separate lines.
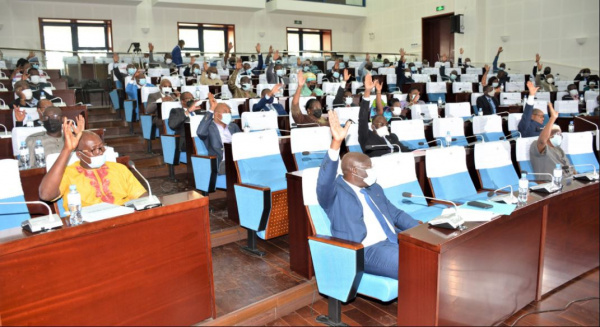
162, 87, 172, 95
345, 97, 353, 105
79, 151, 107, 169
220, 113, 232, 125
276, 69, 286, 77
404, 72, 412, 78
30, 75, 40, 84
353, 167, 377, 187
22, 89, 33, 100
550, 134, 562, 147
210, 73, 219, 80
242, 83, 252, 91
392, 106, 402, 116
546, 78, 554, 84
465, 61, 471, 66
165, 59, 173, 65
487, 90, 496, 97
376, 126, 389, 137
569, 89, 579, 97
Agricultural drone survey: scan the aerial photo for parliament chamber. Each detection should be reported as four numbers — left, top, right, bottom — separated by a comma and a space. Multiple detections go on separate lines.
0, 0, 599, 326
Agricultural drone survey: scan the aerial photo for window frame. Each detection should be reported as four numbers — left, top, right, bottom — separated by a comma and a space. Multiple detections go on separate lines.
286, 27, 332, 57
38, 18, 113, 53
177, 22, 236, 53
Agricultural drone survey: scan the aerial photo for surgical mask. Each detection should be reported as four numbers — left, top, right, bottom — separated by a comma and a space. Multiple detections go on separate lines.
22, 89, 33, 100
404, 72, 412, 78
550, 134, 562, 147
410, 66, 417, 72
546, 78, 554, 84
345, 97, 353, 105
276, 69, 285, 77
499, 67, 505, 71
312, 108, 323, 119
79, 151, 107, 169
246, 69, 253, 75
162, 87, 172, 95
220, 113, 232, 125
165, 59, 173, 65
569, 89, 579, 97
127, 68, 136, 75
32, 64, 39, 69
333, 72, 340, 79
376, 126, 389, 137
384, 63, 390, 67
194, 68, 201, 75
303, 66, 310, 72
392, 106, 402, 116
450, 74, 457, 80
30, 75, 40, 84
354, 167, 377, 187
210, 73, 219, 80
339, 63, 346, 69
43, 119, 62, 133
492, 82, 499, 88
487, 90, 496, 97
139, 79, 147, 86
465, 61, 471, 66
242, 83, 252, 91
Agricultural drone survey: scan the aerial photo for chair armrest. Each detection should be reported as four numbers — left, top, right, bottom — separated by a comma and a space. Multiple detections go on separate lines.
191, 154, 217, 160
234, 183, 272, 231
308, 235, 364, 251
235, 183, 271, 192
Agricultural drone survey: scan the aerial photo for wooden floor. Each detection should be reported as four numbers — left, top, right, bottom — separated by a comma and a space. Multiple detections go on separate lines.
265, 268, 600, 326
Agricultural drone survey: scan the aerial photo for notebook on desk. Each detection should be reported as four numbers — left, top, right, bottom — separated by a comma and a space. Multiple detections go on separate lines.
81, 203, 135, 223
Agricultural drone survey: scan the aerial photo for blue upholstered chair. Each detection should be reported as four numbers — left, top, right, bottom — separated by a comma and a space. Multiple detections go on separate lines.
140, 86, 161, 153
290, 126, 332, 171
425, 146, 489, 203
561, 132, 599, 174
474, 141, 520, 191
445, 102, 472, 121
232, 130, 289, 256
432, 117, 470, 147
426, 81, 447, 104
516, 136, 540, 181
390, 119, 430, 151
109, 89, 121, 112
160, 102, 187, 180
303, 167, 398, 326
190, 114, 226, 195
472, 115, 506, 142
508, 113, 523, 139
241, 111, 280, 135
0, 160, 31, 230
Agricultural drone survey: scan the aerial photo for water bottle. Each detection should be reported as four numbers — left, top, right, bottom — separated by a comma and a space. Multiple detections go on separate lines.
195, 89, 201, 99
26, 114, 34, 127
34, 139, 45, 167
18, 141, 29, 169
437, 97, 443, 108
568, 121, 574, 133
445, 131, 452, 147
553, 164, 563, 188
68, 185, 83, 226
518, 173, 529, 205
243, 123, 250, 133
478, 108, 483, 116
40, 91, 46, 100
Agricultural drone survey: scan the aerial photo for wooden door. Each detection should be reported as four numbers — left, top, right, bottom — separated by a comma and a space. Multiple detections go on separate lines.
422, 13, 455, 64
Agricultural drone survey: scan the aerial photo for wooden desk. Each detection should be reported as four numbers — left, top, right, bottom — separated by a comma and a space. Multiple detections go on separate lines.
397, 180, 599, 326
0, 191, 216, 326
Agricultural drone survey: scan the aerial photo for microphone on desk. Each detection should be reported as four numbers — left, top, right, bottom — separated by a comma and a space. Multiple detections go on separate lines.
487, 185, 517, 204
0, 201, 62, 233
402, 192, 466, 230
562, 164, 599, 181
575, 116, 600, 151
51, 97, 67, 107
521, 171, 562, 193
127, 161, 162, 210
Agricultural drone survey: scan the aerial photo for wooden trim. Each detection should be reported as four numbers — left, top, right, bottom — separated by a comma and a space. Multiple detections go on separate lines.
536, 203, 548, 301
308, 235, 364, 250
191, 154, 217, 160
210, 226, 247, 248
235, 183, 270, 192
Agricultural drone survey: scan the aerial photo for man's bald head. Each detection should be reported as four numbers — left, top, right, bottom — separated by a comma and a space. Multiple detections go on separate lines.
77, 131, 102, 152
207, 66, 218, 75
44, 106, 62, 118
341, 152, 372, 188
37, 99, 53, 112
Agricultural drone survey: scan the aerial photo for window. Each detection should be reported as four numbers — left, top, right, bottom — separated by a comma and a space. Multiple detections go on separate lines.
177, 23, 235, 54
39, 18, 113, 69
286, 28, 332, 58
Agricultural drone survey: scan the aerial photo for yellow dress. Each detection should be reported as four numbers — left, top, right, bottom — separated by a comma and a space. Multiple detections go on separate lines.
59, 161, 147, 211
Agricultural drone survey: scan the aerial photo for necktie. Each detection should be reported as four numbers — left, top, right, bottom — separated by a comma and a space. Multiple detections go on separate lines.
359, 189, 398, 244
487, 97, 496, 114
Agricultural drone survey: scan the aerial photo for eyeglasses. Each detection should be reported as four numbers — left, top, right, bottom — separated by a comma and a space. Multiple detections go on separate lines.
81, 143, 106, 156
41, 113, 63, 121
373, 122, 387, 128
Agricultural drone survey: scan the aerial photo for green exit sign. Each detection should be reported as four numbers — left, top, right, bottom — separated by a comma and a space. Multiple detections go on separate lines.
294, 20, 302, 25
436, 5, 445, 11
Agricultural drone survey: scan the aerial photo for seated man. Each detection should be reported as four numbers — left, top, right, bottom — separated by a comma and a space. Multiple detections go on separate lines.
12, 80, 40, 109
197, 94, 241, 175
530, 102, 574, 181
39, 118, 147, 211
168, 92, 202, 150
575, 68, 599, 89
325, 59, 347, 84
457, 48, 473, 68
148, 42, 176, 71
14, 98, 53, 127
397, 67, 415, 88
476, 85, 500, 115
300, 72, 324, 97
183, 57, 201, 78
519, 81, 545, 138
360, 75, 407, 157
267, 50, 289, 85
252, 84, 287, 115
26, 67, 52, 94
298, 57, 320, 75
317, 110, 419, 279
292, 71, 329, 127
228, 61, 258, 99
562, 84, 580, 101
146, 79, 178, 127
25, 106, 65, 161
199, 62, 223, 86
535, 63, 558, 92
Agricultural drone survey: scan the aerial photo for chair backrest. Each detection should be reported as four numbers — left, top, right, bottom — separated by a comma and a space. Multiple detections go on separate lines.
411, 104, 439, 120
426, 82, 447, 94
434, 62, 450, 69
291, 127, 332, 170
109, 89, 120, 110
371, 153, 428, 207
452, 82, 473, 94
181, 85, 209, 100
412, 74, 429, 83
232, 129, 287, 191
555, 81, 573, 92
505, 81, 524, 92
432, 117, 465, 138
554, 100, 579, 115
445, 102, 472, 118
220, 84, 233, 99
556, 91, 568, 101
302, 167, 332, 236
392, 93, 408, 102
147, 68, 170, 77
510, 74, 526, 82
471, 92, 483, 106
466, 67, 482, 75
516, 136, 538, 176
258, 73, 268, 85
500, 92, 522, 105
586, 100, 599, 114
387, 74, 397, 86
475, 141, 519, 189
11, 126, 45, 155
426, 146, 477, 200
508, 113, 523, 131
217, 98, 245, 118
534, 92, 551, 102
460, 74, 479, 83
390, 119, 428, 150
256, 84, 277, 96
584, 90, 599, 101
0, 159, 30, 229
334, 107, 360, 125
160, 76, 181, 88
345, 123, 364, 153
377, 68, 395, 75
141, 86, 160, 104
321, 82, 344, 96
472, 115, 503, 134
241, 111, 279, 132
422, 67, 440, 76
12, 107, 39, 127
560, 132, 599, 173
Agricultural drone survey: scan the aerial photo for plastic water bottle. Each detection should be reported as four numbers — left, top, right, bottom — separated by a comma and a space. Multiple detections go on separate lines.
568, 121, 574, 133
445, 131, 452, 147
18, 141, 29, 169
26, 114, 33, 127
437, 97, 443, 108
518, 173, 529, 205
68, 185, 83, 226
243, 123, 250, 133
553, 164, 563, 188
478, 108, 483, 116
40, 91, 46, 100
195, 89, 201, 99
34, 140, 45, 167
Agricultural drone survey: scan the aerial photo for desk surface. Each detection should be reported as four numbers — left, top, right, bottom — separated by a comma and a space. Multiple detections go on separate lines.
0, 191, 216, 326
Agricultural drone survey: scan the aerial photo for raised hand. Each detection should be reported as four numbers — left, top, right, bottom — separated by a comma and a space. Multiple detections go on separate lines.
343, 69, 350, 82
227, 42, 234, 51
535, 53, 540, 63
268, 45, 273, 55
460, 48, 464, 55
63, 118, 83, 152
366, 53, 370, 62
148, 43, 154, 52
236, 60, 243, 71
374, 79, 383, 93
364, 73, 374, 92
297, 70, 306, 87
270, 83, 282, 96
256, 43, 261, 53
27, 51, 35, 59
21, 73, 29, 81
14, 105, 25, 122
208, 93, 218, 110
399, 48, 406, 57
203, 61, 209, 72
133, 69, 141, 78
190, 56, 196, 65
497, 47, 503, 54
328, 110, 352, 144
74, 115, 85, 134
548, 102, 558, 120
526, 81, 539, 96
333, 59, 340, 70
484, 64, 490, 72
537, 62, 543, 71
297, 57, 302, 66
113, 53, 119, 63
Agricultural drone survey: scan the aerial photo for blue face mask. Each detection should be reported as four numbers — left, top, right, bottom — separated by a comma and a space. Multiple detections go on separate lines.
246, 69, 253, 75
32, 64, 39, 69
220, 113, 232, 125
550, 134, 562, 147
242, 83, 252, 91
411, 66, 417, 72
339, 63, 346, 69
275, 60, 282, 65
303, 66, 310, 72
194, 68, 201, 75
127, 68, 136, 75
139, 78, 146, 86
333, 72, 340, 79
450, 74, 457, 80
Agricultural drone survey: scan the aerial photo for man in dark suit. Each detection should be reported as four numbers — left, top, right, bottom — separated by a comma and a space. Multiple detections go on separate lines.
167, 92, 201, 150
252, 84, 286, 115
197, 93, 241, 175
519, 81, 545, 138
146, 79, 178, 127
476, 85, 500, 115
359, 75, 408, 157
317, 109, 419, 279
575, 68, 599, 89
397, 67, 415, 88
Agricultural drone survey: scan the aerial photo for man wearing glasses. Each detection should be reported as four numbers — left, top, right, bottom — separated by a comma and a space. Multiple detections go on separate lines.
39, 117, 147, 212
519, 81, 546, 137
24, 104, 64, 162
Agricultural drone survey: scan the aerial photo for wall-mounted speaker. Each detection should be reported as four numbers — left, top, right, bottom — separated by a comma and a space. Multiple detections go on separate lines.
451, 14, 464, 34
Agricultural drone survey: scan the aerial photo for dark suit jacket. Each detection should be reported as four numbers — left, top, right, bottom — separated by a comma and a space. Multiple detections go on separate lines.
316, 152, 418, 244
252, 96, 287, 115
476, 94, 500, 115
196, 111, 241, 171
574, 74, 600, 86
358, 98, 408, 156
171, 45, 183, 67
518, 101, 543, 138
168, 107, 201, 149
266, 62, 290, 85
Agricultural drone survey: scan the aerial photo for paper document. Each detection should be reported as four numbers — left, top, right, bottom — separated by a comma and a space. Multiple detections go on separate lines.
442, 207, 496, 222
81, 203, 135, 223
